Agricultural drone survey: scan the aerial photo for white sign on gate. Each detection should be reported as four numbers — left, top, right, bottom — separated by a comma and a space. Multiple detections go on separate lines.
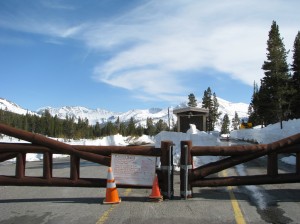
111, 154, 156, 186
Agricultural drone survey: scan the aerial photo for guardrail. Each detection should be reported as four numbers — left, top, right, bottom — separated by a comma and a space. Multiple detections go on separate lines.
2, 123, 300, 201
0, 123, 174, 199
180, 133, 300, 198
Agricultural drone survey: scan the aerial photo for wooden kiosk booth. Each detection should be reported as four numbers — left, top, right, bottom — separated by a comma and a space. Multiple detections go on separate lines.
173, 107, 209, 133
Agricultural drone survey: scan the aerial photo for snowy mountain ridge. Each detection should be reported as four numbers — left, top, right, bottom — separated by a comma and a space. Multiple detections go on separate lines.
0, 97, 249, 130
0, 98, 36, 116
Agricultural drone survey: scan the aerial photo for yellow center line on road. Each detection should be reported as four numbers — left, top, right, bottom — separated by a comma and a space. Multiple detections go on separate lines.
96, 189, 132, 224
222, 170, 247, 224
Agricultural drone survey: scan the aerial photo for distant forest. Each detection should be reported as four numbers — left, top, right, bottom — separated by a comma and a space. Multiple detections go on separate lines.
0, 109, 174, 139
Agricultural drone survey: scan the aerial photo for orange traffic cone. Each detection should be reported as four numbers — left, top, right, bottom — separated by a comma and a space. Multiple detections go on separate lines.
149, 174, 163, 200
103, 167, 121, 204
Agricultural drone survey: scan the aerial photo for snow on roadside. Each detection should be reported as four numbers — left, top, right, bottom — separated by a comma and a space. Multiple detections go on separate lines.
0, 134, 154, 163
155, 124, 220, 170
281, 155, 296, 165
230, 119, 300, 144
68, 134, 128, 146
1, 119, 299, 167
236, 164, 267, 210
230, 119, 300, 166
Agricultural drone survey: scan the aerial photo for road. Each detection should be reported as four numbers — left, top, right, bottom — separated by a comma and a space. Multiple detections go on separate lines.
1, 148, 300, 224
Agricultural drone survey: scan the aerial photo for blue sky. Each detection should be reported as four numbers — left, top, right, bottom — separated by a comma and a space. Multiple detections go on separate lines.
0, 0, 299, 112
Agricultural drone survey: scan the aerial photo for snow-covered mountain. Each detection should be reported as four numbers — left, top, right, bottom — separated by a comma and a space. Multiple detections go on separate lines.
216, 97, 249, 119
0, 98, 37, 116
36, 106, 177, 127
37, 106, 118, 125
1, 97, 249, 130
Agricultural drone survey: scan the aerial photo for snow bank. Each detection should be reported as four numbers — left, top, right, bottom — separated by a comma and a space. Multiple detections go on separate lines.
231, 119, 300, 144
155, 124, 220, 169
0, 134, 154, 162
68, 134, 128, 146
281, 155, 296, 165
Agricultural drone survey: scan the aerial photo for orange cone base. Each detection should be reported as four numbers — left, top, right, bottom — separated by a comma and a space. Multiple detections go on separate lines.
149, 194, 163, 199
103, 187, 121, 204
148, 197, 163, 203
103, 198, 121, 204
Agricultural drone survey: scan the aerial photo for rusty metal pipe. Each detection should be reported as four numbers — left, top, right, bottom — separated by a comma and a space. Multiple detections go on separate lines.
0, 123, 110, 166
192, 139, 300, 179
191, 173, 300, 187
191, 144, 266, 156
0, 152, 18, 162
73, 145, 161, 156
0, 143, 51, 153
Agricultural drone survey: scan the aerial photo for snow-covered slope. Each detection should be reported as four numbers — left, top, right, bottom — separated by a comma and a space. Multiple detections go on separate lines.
231, 119, 300, 144
36, 106, 178, 127
0, 98, 37, 115
1, 97, 249, 129
37, 106, 118, 125
216, 97, 249, 119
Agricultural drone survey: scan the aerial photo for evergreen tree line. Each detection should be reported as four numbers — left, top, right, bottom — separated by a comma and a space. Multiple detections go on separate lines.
0, 109, 173, 139
248, 21, 300, 128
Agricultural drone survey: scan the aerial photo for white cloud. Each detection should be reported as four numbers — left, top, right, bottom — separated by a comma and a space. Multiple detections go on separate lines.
1, 0, 299, 103
89, 0, 300, 100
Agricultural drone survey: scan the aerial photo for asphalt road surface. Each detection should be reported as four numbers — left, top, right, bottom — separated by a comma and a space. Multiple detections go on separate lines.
1, 152, 300, 224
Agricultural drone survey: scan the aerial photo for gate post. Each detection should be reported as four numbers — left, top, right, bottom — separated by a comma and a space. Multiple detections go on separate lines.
160, 141, 174, 199
267, 153, 278, 176
180, 141, 192, 199
43, 152, 53, 179
16, 153, 26, 179
297, 152, 300, 175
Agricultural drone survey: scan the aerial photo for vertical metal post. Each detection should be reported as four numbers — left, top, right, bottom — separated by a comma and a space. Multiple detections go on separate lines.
16, 153, 26, 179
43, 152, 53, 179
167, 145, 171, 199
267, 152, 278, 176
180, 141, 192, 199
70, 155, 80, 181
167, 144, 174, 199
160, 141, 173, 199
296, 152, 300, 175
184, 145, 188, 200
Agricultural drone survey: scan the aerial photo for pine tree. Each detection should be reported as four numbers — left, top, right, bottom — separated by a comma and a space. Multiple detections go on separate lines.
42, 109, 56, 136
202, 87, 213, 109
145, 117, 156, 136
248, 81, 262, 126
119, 122, 127, 136
115, 117, 121, 133
136, 124, 144, 136
291, 31, 300, 118
202, 87, 213, 131
261, 21, 291, 127
211, 93, 222, 131
201, 87, 221, 131
94, 122, 101, 137
127, 117, 137, 136
188, 93, 197, 107
221, 114, 230, 134
103, 121, 118, 136
231, 111, 240, 130
155, 119, 168, 133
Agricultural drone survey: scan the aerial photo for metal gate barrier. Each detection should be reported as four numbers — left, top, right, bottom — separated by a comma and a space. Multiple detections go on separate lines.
2, 123, 300, 200
0, 123, 174, 199
180, 133, 300, 199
